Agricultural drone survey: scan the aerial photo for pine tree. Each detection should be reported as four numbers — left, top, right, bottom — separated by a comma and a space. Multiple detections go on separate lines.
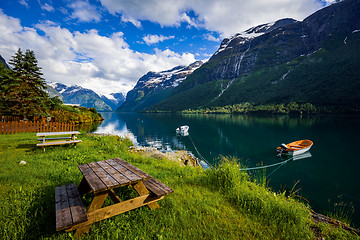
8, 48, 24, 74
0, 48, 50, 118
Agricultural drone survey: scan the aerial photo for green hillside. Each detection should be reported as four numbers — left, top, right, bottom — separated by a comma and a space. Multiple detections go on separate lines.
151, 32, 360, 112
146, 0, 360, 113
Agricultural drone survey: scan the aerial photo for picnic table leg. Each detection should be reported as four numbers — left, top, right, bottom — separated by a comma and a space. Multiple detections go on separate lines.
108, 189, 122, 203
132, 181, 159, 210
74, 191, 109, 238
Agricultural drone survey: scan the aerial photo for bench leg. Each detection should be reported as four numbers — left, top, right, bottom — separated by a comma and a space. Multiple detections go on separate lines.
74, 191, 108, 238
132, 181, 159, 210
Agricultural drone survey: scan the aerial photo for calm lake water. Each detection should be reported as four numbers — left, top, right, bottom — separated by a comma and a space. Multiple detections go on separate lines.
92, 112, 360, 227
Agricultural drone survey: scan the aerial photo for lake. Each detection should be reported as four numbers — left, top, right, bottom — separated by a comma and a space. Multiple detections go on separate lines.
92, 112, 360, 227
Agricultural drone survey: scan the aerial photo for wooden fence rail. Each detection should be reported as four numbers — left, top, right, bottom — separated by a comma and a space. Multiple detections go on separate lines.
0, 121, 75, 134
1, 116, 22, 122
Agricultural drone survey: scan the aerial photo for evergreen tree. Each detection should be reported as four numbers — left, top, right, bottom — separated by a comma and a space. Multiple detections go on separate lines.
8, 48, 25, 74
0, 48, 50, 118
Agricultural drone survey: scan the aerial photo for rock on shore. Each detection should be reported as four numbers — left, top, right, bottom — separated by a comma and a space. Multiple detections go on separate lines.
129, 146, 200, 167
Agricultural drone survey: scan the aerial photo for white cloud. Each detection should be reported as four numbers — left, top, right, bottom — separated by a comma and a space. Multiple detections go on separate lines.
100, 0, 324, 36
68, 0, 102, 22
203, 33, 221, 42
0, 11, 196, 96
142, 34, 175, 45
41, 3, 54, 12
18, 0, 29, 8
100, 0, 184, 26
121, 15, 141, 28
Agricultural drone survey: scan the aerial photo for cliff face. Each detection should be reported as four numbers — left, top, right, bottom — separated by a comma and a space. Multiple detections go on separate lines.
150, 0, 360, 111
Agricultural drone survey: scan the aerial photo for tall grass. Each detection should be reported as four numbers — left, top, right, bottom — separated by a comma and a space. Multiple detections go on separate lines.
205, 158, 313, 239
0, 133, 358, 239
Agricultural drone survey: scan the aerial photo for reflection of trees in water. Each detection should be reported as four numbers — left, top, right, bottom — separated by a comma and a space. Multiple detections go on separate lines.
77, 122, 101, 132
181, 113, 341, 128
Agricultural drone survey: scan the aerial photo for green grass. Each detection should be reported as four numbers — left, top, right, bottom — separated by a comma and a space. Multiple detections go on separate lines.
0, 133, 358, 239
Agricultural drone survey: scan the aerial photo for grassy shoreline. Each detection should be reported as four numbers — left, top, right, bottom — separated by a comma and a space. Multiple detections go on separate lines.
0, 132, 358, 239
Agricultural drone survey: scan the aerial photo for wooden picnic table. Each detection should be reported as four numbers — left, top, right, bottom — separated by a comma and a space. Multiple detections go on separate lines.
55, 158, 174, 238
36, 131, 81, 151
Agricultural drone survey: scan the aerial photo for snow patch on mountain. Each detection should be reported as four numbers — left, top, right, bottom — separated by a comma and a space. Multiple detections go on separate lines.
215, 18, 297, 56
141, 61, 203, 89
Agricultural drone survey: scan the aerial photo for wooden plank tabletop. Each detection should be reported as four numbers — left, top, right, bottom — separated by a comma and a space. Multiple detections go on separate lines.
36, 131, 80, 137
78, 158, 152, 193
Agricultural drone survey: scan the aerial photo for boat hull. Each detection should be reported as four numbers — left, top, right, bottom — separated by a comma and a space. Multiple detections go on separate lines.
176, 125, 189, 136
280, 146, 312, 156
277, 139, 313, 156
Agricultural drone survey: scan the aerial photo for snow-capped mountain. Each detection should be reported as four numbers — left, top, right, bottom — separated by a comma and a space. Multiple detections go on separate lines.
214, 18, 297, 55
46, 83, 113, 111
136, 60, 203, 89
117, 60, 203, 112
100, 93, 125, 111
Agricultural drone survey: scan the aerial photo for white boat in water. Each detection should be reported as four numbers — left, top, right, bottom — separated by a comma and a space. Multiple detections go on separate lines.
176, 125, 189, 136
277, 139, 313, 156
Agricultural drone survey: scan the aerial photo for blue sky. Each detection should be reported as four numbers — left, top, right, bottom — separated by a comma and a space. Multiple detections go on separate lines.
0, 0, 333, 96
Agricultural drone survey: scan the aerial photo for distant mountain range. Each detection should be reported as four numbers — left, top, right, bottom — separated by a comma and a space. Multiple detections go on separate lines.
117, 60, 203, 112
46, 83, 125, 112
101, 93, 125, 111
139, 0, 360, 112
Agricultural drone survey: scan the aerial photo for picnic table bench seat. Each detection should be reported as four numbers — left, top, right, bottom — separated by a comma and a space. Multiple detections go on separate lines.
143, 178, 174, 197
37, 140, 82, 147
55, 183, 87, 231
37, 137, 75, 141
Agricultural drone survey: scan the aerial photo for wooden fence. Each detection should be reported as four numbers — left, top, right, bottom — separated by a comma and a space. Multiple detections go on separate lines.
0, 121, 75, 134
1, 116, 22, 122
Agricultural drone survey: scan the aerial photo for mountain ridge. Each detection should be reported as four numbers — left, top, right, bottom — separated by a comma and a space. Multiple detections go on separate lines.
46, 83, 125, 112
117, 60, 203, 112
148, 0, 360, 112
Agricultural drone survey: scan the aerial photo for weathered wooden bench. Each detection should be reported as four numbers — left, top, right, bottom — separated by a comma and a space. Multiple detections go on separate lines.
36, 131, 81, 151
55, 183, 87, 231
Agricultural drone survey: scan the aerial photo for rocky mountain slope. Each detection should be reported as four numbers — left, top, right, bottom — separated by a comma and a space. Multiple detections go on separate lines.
117, 61, 203, 112
47, 83, 122, 112
149, 0, 360, 111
